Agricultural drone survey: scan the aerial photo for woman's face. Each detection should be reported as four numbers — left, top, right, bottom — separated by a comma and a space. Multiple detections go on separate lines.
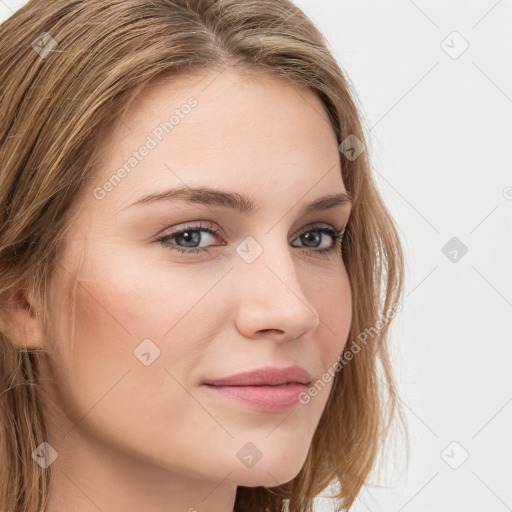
41, 68, 353, 506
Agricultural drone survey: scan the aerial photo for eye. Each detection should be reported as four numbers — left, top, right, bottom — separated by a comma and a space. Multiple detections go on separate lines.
156, 221, 222, 255
155, 221, 346, 258
290, 224, 345, 256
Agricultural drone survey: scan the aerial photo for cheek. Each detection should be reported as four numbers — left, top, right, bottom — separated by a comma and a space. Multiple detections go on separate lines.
314, 266, 352, 365
43, 268, 213, 456
58, 258, 222, 398
289, 267, 351, 417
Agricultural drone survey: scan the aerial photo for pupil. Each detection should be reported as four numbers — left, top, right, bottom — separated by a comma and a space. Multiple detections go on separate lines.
174, 231, 324, 249
178, 231, 200, 247
302, 232, 319, 248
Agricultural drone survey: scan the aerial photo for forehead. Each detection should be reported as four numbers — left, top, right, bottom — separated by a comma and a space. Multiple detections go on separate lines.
88, 68, 345, 214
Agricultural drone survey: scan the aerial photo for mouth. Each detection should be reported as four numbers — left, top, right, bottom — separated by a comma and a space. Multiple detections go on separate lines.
201, 365, 313, 387
200, 365, 313, 412
201, 382, 308, 412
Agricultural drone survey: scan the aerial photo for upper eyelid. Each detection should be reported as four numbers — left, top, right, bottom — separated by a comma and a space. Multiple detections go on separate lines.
159, 220, 344, 239
155, 221, 347, 258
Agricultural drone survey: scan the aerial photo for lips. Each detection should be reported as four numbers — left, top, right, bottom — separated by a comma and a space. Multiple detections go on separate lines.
201, 365, 313, 387
201, 365, 313, 412
202, 383, 308, 412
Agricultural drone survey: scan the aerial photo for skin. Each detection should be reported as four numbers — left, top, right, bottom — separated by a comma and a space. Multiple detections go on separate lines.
14, 68, 353, 512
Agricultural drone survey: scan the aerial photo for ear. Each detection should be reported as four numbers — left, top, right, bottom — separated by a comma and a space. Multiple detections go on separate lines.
0, 284, 46, 350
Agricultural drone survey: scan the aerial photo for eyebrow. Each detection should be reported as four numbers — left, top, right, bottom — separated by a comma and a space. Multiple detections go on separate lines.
125, 185, 353, 216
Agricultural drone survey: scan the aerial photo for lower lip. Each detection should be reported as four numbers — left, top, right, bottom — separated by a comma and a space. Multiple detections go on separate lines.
201, 383, 307, 412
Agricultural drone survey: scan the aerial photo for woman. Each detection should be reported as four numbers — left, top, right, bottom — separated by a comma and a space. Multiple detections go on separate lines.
0, 1, 407, 511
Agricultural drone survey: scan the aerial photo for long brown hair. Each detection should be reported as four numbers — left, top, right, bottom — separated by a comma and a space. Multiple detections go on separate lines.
0, 1, 408, 510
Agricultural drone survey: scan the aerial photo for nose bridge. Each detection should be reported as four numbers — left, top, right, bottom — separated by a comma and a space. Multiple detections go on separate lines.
233, 232, 320, 338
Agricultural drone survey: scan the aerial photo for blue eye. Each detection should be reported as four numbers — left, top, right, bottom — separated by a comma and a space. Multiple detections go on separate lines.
156, 221, 223, 255
156, 221, 346, 258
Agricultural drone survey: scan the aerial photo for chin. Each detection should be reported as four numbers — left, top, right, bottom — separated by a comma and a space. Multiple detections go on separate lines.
232, 459, 305, 488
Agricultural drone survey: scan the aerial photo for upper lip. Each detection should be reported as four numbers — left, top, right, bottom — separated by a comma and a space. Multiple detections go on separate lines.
202, 365, 312, 387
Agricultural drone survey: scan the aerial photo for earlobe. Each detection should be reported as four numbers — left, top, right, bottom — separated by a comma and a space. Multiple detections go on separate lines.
0, 285, 46, 351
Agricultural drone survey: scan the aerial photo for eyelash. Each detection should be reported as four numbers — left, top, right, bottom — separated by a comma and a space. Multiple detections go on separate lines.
155, 221, 346, 259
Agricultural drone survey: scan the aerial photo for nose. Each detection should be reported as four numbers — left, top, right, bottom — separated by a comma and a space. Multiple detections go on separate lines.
232, 239, 321, 343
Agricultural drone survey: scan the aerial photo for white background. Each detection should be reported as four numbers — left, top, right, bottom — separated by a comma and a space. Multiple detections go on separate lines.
290, 2, 512, 511
1, 1, 511, 510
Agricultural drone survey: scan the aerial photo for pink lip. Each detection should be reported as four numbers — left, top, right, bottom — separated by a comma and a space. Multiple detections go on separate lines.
201, 365, 312, 387
201, 366, 312, 412
202, 383, 307, 412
